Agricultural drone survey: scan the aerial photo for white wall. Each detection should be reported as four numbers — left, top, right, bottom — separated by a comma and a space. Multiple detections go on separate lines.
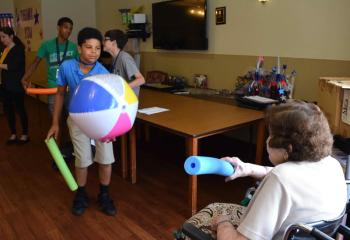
0, 0, 14, 14
4, 0, 350, 61
41, 0, 96, 43
210, 0, 350, 61
1, 0, 96, 43
96, 0, 350, 61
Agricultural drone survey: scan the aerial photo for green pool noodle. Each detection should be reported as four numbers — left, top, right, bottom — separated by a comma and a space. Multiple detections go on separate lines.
45, 138, 78, 191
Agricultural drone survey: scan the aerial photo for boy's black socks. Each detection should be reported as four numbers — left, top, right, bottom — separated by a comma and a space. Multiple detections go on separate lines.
98, 184, 116, 216
77, 186, 86, 195
72, 186, 89, 216
99, 184, 109, 195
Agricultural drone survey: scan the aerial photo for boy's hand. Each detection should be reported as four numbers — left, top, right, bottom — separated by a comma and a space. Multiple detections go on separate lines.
222, 157, 251, 182
46, 125, 59, 140
101, 137, 116, 143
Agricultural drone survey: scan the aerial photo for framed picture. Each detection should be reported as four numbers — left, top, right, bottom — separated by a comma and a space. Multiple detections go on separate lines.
215, 7, 226, 25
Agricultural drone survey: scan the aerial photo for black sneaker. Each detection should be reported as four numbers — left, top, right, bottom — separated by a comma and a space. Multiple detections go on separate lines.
97, 193, 116, 216
72, 193, 89, 216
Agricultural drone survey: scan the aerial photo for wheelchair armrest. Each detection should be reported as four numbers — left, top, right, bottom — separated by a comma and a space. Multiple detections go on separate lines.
337, 224, 350, 238
284, 223, 334, 240
283, 211, 345, 240
309, 213, 345, 237
182, 223, 214, 240
309, 227, 334, 240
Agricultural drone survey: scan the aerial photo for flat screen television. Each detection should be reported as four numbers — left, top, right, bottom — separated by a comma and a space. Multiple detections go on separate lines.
152, 0, 208, 50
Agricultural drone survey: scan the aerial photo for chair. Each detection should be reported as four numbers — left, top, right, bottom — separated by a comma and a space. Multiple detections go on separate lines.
146, 70, 168, 84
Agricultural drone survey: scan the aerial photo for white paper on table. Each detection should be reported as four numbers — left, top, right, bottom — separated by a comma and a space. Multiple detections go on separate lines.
243, 95, 279, 104
138, 107, 170, 115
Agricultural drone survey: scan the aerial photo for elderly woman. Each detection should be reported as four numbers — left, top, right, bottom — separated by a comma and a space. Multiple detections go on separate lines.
186, 100, 347, 240
0, 27, 28, 144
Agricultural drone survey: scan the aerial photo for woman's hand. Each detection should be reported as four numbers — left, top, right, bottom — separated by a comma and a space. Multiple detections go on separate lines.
222, 157, 251, 182
212, 214, 248, 240
223, 157, 273, 181
211, 215, 232, 231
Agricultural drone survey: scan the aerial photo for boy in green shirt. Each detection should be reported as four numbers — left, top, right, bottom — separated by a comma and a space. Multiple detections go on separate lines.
21, 17, 78, 113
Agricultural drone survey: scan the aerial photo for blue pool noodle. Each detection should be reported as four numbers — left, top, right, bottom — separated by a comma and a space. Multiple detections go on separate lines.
184, 156, 235, 176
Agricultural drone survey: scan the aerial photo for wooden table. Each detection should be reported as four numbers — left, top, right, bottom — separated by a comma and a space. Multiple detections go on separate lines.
128, 89, 265, 215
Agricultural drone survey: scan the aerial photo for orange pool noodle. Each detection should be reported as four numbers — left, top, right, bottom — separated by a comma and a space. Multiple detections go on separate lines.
26, 88, 58, 95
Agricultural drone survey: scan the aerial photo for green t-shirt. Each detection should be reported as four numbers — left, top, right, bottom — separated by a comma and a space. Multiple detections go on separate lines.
37, 38, 78, 87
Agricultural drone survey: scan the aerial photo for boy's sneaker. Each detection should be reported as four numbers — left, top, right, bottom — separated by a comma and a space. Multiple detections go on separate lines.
72, 193, 89, 216
97, 193, 116, 216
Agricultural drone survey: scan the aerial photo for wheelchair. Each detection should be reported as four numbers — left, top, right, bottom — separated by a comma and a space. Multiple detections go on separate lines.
177, 203, 349, 240
175, 157, 350, 240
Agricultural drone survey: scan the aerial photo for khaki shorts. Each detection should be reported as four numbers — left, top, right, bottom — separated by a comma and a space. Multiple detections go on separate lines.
67, 117, 115, 168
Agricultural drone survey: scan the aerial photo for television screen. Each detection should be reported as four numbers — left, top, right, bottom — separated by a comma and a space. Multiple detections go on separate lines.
152, 0, 208, 50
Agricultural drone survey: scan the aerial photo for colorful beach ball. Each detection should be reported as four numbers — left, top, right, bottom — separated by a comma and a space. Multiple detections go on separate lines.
69, 74, 138, 141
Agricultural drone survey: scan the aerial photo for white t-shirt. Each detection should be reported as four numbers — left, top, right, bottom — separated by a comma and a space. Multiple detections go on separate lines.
237, 156, 347, 240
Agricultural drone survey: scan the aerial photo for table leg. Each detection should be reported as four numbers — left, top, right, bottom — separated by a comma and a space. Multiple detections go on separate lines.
186, 137, 198, 216
144, 124, 150, 142
120, 135, 128, 179
255, 119, 266, 165
129, 126, 137, 184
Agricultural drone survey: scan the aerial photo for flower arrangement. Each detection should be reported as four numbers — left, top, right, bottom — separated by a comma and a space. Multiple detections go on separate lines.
235, 56, 296, 102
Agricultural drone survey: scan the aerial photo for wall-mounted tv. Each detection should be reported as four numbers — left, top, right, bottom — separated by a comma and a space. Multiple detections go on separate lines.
152, 0, 208, 50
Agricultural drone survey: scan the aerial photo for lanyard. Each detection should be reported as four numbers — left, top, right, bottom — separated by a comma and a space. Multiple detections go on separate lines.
110, 50, 121, 74
56, 38, 69, 66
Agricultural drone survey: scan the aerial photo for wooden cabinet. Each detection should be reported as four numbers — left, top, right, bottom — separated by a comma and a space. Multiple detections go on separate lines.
318, 77, 350, 136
